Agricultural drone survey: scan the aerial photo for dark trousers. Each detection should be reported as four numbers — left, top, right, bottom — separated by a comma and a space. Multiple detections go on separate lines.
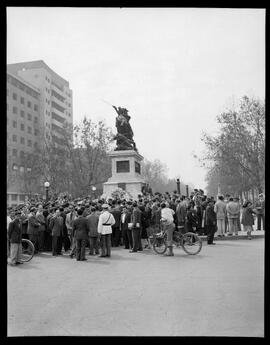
122, 227, 130, 248
112, 227, 121, 246
207, 224, 216, 244
44, 232, 52, 251
57, 234, 63, 254
38, 231, 45, 251
89, 236, 99, 254
101, 234, 111, 256
257, 214, 265, 230
29, 233, 39, 253
52, 235, 59, 255
76, 239, 87, 260
127, 229, 133, 249
131, 228, 140, 251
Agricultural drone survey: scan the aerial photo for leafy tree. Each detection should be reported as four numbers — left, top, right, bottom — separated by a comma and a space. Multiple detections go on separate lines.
201, 96, 265, 196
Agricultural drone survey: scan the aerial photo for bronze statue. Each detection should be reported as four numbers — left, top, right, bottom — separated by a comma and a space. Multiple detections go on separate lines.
112, 106, 137, 151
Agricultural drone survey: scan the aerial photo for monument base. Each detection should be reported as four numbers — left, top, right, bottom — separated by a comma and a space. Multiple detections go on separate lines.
102, 150, 146, 200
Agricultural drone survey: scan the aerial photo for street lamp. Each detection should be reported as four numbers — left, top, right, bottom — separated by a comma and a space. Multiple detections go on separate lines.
186, 185, 189, 197
176, 178, 180, 195
92, 186, 97, 199
44, 181, 50, 201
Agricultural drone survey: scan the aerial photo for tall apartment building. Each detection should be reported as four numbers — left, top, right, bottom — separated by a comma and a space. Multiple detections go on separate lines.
7, 60, 73, 206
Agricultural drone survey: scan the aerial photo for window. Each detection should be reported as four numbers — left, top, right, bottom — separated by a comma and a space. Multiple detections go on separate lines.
34, 104, 38, 111
20, 124, 25, 131
20, 97, 24, 104
27, 101, 31, 108
34, 129, 39, 136
19, 166, 24, 173
12, 134, 17, 142
12, 120, 17, 128
19, 194, 25, 201
20, 151, 25, 158
20, 137, 25, 144
12, 149, 17, 157
27, 127, 32, 134
34, 142, 38, 149
27, 139, 32, 147
13, 106, 17, 114
12, 92, 17, 100
20, 110, 25, 118
27, 113, 32, 121
11, 194, 18, 201
34, 117, 38, 123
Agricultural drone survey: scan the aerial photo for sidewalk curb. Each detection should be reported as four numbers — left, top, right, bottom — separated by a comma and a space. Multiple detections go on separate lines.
200, 234, 265, 241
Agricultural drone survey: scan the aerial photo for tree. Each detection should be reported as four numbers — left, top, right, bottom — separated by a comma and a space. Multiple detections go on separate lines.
201, 96, 265, 196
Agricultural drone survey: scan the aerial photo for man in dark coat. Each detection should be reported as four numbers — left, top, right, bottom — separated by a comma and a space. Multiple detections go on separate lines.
205, 200, 217, 245
87, 207, 100, 255
49, 209, 64, 256
111, 204, 122, 247
27, 208, 40, 253
73, 208, 89, 261
120, 206, 132, 249
130, 203, 142, 252
8, 211, 23, 265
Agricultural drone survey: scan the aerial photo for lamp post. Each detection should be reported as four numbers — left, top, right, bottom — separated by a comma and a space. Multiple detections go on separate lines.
186, 185, 189, 197
44, 181, 50, 202
176, 178, 180, 195
92, 186, 97, 199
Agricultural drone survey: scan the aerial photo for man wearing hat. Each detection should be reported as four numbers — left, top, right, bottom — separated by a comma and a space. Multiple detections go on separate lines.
8, 211, 23, 265
97, 204, 115, 257
27, 207, 40, 253
255, 193, 265, 231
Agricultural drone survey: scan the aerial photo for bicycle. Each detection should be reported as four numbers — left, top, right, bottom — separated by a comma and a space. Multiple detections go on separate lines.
20, 238, 35, 262
152, 224, 202, 255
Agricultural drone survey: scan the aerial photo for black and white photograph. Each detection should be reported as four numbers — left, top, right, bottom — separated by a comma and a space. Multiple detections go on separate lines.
6, 7, 265, 337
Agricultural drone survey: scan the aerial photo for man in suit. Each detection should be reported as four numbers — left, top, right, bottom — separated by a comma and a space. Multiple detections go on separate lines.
66, 205, 77, 258
176, 197, 187, 234
255, 193, 265, 231
120, 206, 132, 249
73, 208, 89, 261
98, 204, 115, 257
8, 211, 23, 265
36, 204, 46, 252
205, 200, 217, 244
49, 209, 64, 256
111, 204, 122, 247
87, 206, 100, 255
130, 202, 142, 253
214, 195, 226, 237
27, 207, 40, 253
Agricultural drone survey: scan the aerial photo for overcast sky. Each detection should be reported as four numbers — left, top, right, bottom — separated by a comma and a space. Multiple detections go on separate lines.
7, 7, 265, 189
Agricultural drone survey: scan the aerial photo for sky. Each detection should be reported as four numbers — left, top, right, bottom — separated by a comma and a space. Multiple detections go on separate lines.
7, 7, 265, 189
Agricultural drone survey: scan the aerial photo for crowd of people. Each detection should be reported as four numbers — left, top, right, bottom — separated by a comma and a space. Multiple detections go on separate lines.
7, 189, 265, 265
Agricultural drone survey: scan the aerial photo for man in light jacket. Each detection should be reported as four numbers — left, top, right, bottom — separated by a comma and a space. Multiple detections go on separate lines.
226, 197, 240, 236
98, 204, 115, 257
214, 195, 226, 237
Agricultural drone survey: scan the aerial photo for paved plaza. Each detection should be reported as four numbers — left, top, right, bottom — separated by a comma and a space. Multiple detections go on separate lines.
7, 236, 264, 337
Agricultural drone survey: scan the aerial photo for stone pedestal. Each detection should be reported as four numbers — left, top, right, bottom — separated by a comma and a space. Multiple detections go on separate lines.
103, 150, 146, 200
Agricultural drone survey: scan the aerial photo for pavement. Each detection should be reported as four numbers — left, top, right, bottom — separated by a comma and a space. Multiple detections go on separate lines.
7, 236, 264, 337
201, 229, 265, 241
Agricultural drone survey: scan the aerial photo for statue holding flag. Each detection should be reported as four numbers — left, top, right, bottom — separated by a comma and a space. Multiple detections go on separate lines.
112, 106, 137, 151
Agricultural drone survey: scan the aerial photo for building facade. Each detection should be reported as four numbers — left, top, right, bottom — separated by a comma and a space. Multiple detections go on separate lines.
7, 60, 73, 206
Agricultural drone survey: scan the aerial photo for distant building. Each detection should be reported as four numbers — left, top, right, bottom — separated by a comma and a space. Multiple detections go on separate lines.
7, 60, 73, 206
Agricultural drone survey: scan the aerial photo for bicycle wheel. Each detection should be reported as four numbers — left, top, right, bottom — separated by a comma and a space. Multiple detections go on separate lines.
21, 239, 35, 262
181, 232, 202, 255
153, 236, 167, 254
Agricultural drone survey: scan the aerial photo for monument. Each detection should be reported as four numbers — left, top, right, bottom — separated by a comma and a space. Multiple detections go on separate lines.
102, 105, 146, 200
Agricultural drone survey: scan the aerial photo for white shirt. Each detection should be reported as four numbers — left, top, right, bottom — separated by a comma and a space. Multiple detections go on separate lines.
98, 211, 115, 235
121, 213, 126, 223
161, 207, 175, 225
